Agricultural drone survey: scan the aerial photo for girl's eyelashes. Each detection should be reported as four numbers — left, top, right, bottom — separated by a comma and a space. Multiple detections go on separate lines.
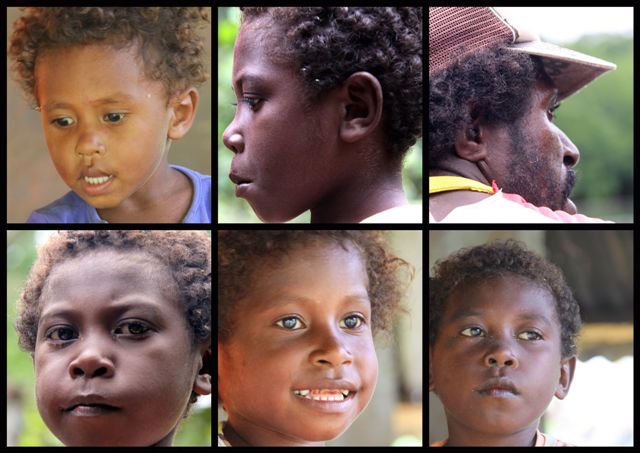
274, 313, 368, 331
43, 320, 154, 345
275, 316, 306, 331
459, 326, 544, 341
49, 112, 128, 128
231, 96, 263, 112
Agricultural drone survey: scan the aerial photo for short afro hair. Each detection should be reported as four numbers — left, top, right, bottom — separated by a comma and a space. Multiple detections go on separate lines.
240, 7, 422, 163
429, 45, 545, 169
429, 240, 581, 359
8, 7, 210, 107
15, 230, 211, 353
218, 230, 413, 343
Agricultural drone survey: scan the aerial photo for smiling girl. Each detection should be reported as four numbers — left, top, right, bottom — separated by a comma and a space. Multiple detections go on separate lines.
222, 7, 422, 223
217, 230, 412, 445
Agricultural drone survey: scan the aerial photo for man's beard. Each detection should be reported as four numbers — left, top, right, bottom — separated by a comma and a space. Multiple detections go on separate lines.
503, 123, 576, 211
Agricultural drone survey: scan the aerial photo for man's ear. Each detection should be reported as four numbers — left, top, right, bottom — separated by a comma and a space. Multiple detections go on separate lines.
554, 355, 577, 400
192, 343, 212, 396
168, 87, 199, 140
454, 117, 488, 162
338, 71, 383, 144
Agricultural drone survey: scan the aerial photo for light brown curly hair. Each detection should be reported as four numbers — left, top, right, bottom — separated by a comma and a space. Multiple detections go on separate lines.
8, 7, 210, 107
217, 230, 413, 343
15, 230, 211, 353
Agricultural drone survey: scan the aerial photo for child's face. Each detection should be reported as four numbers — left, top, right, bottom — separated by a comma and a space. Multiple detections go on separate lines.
429, 274, 575, 445
35, 44, 180, 211
33, 250, 207, 446
222, 21, 351, 223
218, 241, 378, 446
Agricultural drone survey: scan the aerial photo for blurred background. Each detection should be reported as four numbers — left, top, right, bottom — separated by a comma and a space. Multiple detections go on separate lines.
6, 7, 212, 223
218, 230, 423, 445
217, 7, 423, 223
7, 231, 212, 446
496, 7, 634, 222
429, 230, 633, 446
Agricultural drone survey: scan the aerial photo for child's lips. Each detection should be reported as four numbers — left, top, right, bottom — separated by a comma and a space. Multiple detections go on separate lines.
474, 378, 520, 397
79, 169, 115, 196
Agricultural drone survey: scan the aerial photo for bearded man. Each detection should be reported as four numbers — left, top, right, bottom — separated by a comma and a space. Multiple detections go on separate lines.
429, 7, 615, 223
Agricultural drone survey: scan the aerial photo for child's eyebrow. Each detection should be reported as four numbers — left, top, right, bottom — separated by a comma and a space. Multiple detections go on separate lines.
42, 93, 136, 112
232, 72, 267, 92
39, 300, 164, 325
262, 292, 371, 311
447, 309, 553, 327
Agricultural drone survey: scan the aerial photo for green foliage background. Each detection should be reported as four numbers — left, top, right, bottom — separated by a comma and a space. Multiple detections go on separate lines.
7, 231, 211, 446
542, 33, 633, 221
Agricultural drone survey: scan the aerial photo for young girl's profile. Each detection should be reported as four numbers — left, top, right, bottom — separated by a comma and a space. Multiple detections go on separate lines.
217, 230, 412, 446
222, 7, 423, 224
8, 7, 211, 223
14, 230, 212, 446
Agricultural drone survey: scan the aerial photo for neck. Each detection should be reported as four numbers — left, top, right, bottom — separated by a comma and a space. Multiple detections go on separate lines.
445, 423, 539, 447
429, 158, 491, 186
310, 165, 408, 223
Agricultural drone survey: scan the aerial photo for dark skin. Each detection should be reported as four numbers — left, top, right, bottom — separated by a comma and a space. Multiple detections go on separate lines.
429, 78, 580, 221
222, 19, 408, 223
429, 274, 576, 446
35, 44, 199, 223
218, 241, 378, 445
33, 250, 211, 446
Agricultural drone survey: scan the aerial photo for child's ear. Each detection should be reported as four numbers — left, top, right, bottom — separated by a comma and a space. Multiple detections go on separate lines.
168, 87, 199, 140
192, 344, 212, 396
554, 355, 577, 400
338, 72, 383, 144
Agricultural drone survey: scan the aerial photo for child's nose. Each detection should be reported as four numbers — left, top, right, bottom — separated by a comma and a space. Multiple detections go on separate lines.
483, 344, 518, 369
68, 341, 115, 379
308, 330, 354, 368
75, 129, 107, 157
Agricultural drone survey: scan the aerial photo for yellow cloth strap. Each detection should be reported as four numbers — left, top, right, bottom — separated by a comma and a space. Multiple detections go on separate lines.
429, 176, 495, 195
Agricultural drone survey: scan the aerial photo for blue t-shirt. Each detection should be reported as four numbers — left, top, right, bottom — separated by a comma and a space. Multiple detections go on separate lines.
26, 165, 211, 224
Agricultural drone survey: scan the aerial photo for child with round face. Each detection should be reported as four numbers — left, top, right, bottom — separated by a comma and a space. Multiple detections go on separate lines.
222, 7, 423, 224
218, 230, 411, 445
14, 231, 212, 446
8, 8, 211, 223
429, 240, 581, 446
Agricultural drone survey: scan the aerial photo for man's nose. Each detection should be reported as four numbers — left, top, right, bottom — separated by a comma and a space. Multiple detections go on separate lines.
559, 129, 580, 168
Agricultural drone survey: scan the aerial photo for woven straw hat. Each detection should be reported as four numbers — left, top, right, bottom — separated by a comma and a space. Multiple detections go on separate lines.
429, 7, 616, 101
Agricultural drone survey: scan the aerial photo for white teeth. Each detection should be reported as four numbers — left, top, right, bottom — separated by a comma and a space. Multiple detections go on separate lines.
293, 389, 351, 401
84, 175, 112, 185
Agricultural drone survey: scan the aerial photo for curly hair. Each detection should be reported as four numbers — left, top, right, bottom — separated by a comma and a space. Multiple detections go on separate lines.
218, 230, 413, 343
15, 230, 211, 353
429, 45, 545, 169
240, 7, 422, 163
8, 7, 209, 107
429, 240, 581, 359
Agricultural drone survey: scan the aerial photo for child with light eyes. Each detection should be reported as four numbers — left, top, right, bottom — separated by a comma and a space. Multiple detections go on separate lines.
429, 240, 580, 446
9, 7, 211, 223
217, 230, 412, 446
14, 230, 212, 446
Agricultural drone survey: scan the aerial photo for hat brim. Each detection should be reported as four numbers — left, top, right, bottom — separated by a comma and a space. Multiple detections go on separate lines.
508, 40, 616, 101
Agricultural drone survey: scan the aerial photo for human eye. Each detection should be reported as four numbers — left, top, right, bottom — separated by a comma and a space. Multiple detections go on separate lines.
114, 320, 152, 337
45, 325, 78, 343
275, 316, 306, 331
103, 112, 127, 124
339, 314, 366, 330
547, 102, 561, 122
51, 116, 75, 128
232, 95, 263, 112
460, 327, 485, 337
518, 330, 543, 341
